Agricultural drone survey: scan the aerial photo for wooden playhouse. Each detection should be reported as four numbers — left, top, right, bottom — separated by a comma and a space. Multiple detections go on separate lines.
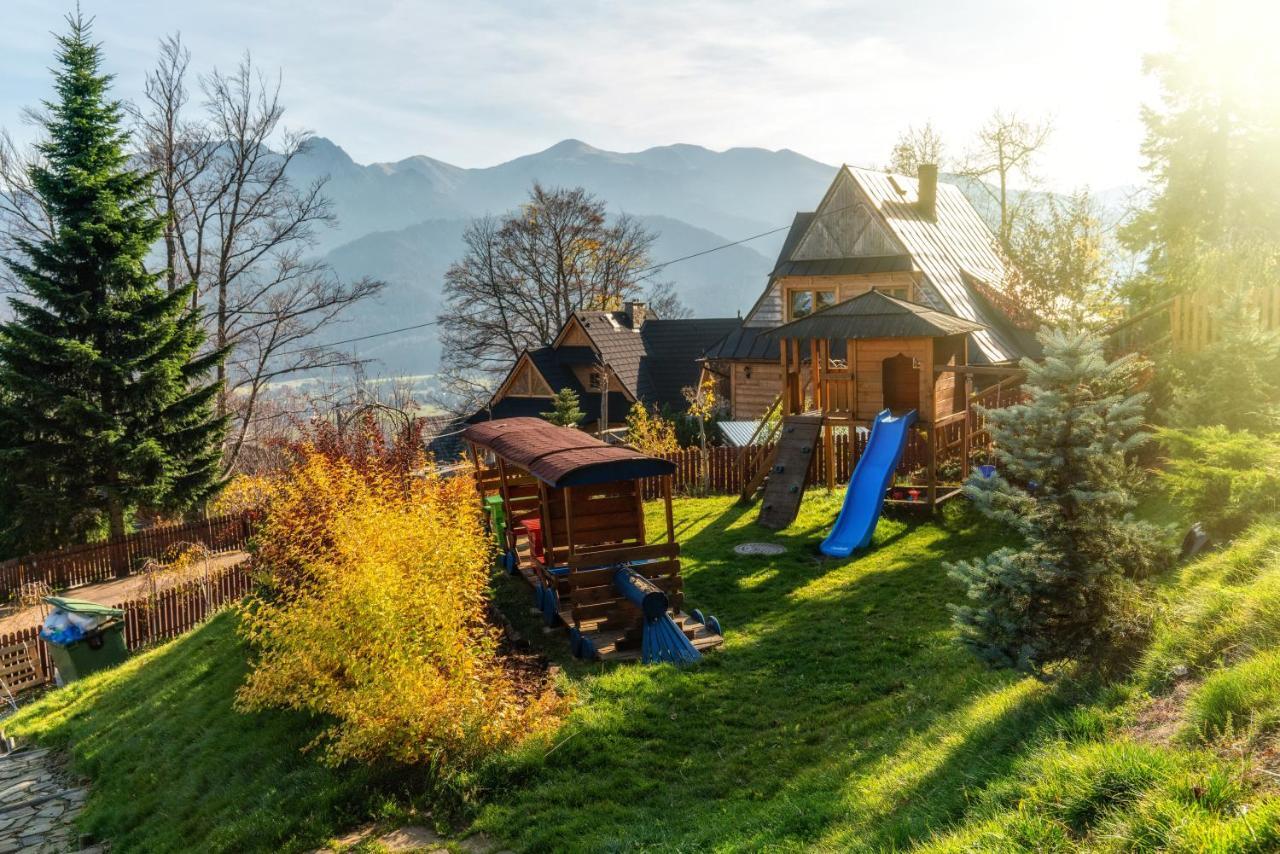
462, 417, 724, 663
739, 290, 1023, 529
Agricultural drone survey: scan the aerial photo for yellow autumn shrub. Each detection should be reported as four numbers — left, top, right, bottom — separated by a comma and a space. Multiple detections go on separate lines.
235, 445, 562, 769
209, 473, 275, 517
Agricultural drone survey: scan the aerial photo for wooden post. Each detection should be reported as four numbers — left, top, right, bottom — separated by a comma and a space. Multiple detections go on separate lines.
662, 476, 675, 545
961, 374, 972, 481
809, 337, 821, 412
562, 487, 576, 563
926, 424, 937, 510
538, 482, 555, 569
779, 337, 791, 415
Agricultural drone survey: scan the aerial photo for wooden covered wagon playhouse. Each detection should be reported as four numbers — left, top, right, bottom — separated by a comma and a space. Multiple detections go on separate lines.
736, 290, 1023, 550
461, 418, 724, 664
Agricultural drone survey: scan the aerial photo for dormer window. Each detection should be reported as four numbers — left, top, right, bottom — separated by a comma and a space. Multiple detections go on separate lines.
589, 372, 602, 390
789, 288, 836, 320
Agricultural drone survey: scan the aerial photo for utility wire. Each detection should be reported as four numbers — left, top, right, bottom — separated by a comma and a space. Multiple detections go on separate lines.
283, 200, 861, 355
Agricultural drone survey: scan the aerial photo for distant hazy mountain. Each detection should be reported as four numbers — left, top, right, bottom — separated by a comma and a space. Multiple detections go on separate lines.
321, 214, 773, 377
297, 137, 840, 254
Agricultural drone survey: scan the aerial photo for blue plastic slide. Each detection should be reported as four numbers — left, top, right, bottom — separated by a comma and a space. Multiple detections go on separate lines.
820, 409, 918, 558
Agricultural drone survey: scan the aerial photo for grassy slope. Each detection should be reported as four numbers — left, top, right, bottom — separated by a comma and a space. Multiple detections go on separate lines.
9, 493, 1280, 852
919, 521, 1280, 852
475, 494, 1071, 851
4, 612, 385, 853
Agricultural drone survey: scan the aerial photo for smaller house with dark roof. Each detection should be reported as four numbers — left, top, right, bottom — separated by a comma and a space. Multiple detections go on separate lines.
471, 301, 741, 432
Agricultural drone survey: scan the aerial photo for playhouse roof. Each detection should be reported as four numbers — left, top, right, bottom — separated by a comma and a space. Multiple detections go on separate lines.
462, 417, 676, 487
767, 289, 986, 342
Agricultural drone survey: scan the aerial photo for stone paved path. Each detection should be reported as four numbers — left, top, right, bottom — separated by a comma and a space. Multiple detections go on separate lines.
0, 745, 96, 853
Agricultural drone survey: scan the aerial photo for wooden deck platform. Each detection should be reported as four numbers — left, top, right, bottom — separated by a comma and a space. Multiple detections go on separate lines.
509, 542, 724, 662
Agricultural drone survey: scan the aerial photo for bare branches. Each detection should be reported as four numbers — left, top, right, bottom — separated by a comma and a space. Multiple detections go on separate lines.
436, 184, 658, 413
888, 122, 947, 176
960, 110, 1053, 247
136, 38, 384, 477
0, 131, 52, 297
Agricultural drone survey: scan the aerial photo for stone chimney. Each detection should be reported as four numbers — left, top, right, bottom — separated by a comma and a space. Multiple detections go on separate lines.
917, 163, 938, 220
624, 300, 647, 329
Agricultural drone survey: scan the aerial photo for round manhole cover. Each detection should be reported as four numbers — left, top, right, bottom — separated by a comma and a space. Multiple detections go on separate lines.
734, 542, 786, 556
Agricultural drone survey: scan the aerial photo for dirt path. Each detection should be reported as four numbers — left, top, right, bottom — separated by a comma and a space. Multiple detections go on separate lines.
0, 552, 250, 636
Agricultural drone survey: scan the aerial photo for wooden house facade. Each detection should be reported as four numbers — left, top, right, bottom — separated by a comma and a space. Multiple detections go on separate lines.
702, 164, 1037, 421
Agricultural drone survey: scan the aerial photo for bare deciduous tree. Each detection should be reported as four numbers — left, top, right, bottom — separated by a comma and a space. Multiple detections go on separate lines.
0, 129, 52, 297
888, 122, 947, 175
961, 110, 1053, 247
136, 39, 384, 475
436, 183, 657, 413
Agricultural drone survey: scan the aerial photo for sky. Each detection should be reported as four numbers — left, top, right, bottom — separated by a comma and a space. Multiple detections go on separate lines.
2, 0, 1172, 192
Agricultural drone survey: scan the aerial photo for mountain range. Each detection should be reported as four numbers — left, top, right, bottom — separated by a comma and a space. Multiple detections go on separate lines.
300, 138, 841, 378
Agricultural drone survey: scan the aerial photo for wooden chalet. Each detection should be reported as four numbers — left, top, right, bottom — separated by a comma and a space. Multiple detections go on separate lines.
472, 302, 740, 433
702, 164, 1037, 422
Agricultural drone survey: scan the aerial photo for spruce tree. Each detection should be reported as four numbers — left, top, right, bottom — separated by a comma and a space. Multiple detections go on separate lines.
0, 16, 225, 552
947, 327, 1173, 675
541, 388, 585, 428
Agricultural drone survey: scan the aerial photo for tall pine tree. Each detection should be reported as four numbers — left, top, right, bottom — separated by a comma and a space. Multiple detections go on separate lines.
0, 16, 224, 553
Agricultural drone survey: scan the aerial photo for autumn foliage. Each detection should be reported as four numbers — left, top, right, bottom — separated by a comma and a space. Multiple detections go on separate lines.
235, 417, 562, 769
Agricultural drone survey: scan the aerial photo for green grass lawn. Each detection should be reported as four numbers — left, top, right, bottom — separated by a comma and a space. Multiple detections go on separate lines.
8, 492, 1280, 852
3, 612, 392, 852
474, 493, 1070, 851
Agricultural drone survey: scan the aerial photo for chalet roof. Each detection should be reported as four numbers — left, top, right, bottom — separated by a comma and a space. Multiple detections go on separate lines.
461, 417, 675, 487
576, 312, 741, 409
767, 289, 986, 341
843, 166, 1018, 362
772, 212, 815, 272
701, 324, 779, 361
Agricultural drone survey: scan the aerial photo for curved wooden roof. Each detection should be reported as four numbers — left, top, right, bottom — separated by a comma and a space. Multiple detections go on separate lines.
462, 418, 676, 487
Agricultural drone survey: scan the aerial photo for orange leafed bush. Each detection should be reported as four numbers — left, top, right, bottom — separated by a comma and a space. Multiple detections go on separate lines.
235, 434, 562, 769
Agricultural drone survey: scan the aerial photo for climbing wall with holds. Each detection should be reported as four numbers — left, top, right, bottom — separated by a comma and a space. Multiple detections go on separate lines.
757, 415, 824, 530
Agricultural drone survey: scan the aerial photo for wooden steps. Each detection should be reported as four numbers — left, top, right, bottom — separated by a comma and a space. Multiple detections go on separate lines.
756, 414, 824, 531
510, 539, 724, 662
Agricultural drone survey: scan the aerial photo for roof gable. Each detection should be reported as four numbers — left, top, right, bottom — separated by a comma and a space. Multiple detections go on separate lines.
845, 166, 1015, 362
789, 169, 904, 261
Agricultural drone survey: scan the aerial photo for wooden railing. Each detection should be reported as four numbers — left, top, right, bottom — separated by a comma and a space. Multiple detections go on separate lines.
0, 514, 254, 602
1106, 286, 1280, 355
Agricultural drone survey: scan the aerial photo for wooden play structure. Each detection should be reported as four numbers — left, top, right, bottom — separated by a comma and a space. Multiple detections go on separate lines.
462, 418, 724, 663
740, 290, 1023, 529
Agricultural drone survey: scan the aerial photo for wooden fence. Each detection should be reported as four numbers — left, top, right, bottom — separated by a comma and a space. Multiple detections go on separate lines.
0, 561, 255, 697
0, 513, 254, 602
1108, 286, 1280, 355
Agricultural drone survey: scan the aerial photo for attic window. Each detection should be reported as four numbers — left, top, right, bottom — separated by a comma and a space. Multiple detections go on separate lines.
589, 372, 602, 390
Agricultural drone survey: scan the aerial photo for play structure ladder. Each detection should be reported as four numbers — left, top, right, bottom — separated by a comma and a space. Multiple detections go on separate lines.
756, 413, 824, 531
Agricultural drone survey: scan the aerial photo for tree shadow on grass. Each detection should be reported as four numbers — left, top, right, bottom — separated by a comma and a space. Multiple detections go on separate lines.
472, 496, 1073, 852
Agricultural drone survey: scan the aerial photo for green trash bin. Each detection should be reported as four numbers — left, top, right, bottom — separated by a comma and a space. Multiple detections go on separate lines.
42, 597, 129, 684
483, 494, 507, 548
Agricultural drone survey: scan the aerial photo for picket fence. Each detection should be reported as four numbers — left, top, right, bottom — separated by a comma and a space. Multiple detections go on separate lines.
0, 513, 254, 602
0, 561, 255, 697
637, 380, 1020, 500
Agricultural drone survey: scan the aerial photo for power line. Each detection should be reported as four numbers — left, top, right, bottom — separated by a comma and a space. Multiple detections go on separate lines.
285, 200, 859, 355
